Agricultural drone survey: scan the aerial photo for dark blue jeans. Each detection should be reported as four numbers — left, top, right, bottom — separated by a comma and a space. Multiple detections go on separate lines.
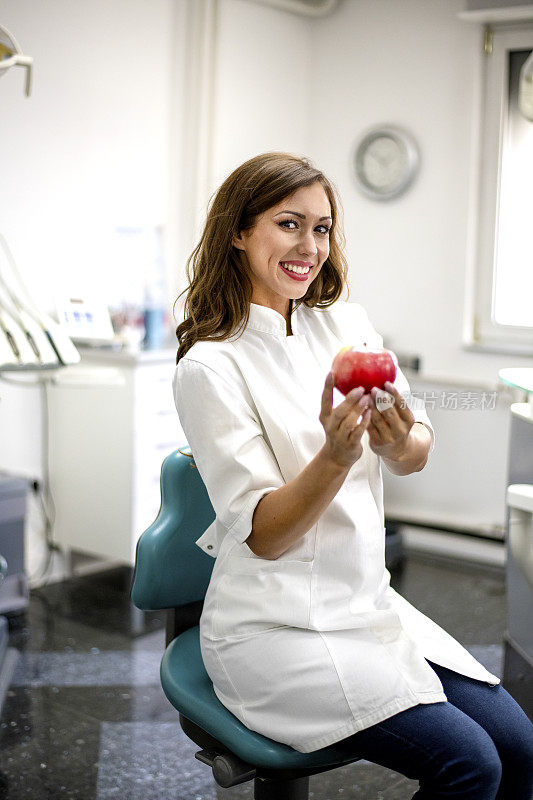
345, 660, 533, 799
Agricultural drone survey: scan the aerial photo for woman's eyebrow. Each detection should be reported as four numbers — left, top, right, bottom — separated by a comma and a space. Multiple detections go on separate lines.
274, 210, 332, 221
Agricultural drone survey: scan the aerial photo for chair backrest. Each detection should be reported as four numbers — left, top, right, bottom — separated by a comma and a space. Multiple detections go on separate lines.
131, 449, 216, 611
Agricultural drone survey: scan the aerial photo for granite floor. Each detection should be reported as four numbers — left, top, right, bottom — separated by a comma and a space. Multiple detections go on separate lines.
0, 552, 513, 800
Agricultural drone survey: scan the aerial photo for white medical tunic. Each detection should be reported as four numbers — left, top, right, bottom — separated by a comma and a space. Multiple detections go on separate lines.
172, 300, 500, 754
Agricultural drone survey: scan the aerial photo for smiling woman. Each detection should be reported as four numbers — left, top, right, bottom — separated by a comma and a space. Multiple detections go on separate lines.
175, 151, 348, 361
171, 150, 533, 788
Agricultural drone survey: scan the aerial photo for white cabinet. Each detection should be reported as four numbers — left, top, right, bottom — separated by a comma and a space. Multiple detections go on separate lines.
48, 348, 187, 564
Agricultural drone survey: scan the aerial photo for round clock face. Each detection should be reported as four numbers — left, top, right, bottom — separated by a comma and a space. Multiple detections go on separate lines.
354, 127, 419, 201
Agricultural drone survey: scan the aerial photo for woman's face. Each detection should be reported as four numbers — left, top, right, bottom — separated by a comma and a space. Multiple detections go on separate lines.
232, 181, 332, 319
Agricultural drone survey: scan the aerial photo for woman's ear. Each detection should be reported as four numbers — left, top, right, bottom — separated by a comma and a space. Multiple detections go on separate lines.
232, 231, 246, 251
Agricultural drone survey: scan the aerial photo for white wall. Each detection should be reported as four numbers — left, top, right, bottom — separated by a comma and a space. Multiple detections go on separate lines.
211, 0, 312, 190
0, 0, 174, 307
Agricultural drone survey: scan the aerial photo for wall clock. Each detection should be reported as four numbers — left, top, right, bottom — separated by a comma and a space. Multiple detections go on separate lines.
353, 126, 420, 201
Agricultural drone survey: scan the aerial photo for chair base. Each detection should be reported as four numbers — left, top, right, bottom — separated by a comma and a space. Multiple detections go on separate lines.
180, 713, 346, 797
196, 747, 257, 788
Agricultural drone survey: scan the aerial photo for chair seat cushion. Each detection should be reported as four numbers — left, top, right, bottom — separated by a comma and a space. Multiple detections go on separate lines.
160, 626, 363, 770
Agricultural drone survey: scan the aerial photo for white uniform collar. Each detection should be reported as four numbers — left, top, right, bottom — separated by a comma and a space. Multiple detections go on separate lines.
247, 301, 301, 337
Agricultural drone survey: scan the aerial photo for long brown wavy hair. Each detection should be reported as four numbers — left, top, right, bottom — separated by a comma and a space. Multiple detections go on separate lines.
175, 151, 349, 364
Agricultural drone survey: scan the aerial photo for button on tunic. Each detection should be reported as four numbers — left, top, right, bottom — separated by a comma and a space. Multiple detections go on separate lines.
173, 300, 500, 754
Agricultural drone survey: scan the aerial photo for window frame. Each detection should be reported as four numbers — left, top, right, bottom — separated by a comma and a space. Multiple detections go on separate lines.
464, 23, 533, 355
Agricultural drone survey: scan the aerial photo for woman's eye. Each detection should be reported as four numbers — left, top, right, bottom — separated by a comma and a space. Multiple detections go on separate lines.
278, 220, 331, 235
278, 220, 297, 230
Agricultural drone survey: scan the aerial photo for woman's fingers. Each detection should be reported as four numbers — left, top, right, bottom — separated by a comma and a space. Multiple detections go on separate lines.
369, 403, 389, 433
320, 372, 334, 420
369, 384, 415, 431
321, 375, 366, 429
333, 386, 366, 428
320, 374, 419, 468
338, 394, 370, 435
382, 382, 415, 424
357, 405, 373, 434
346, 404, 372, 439
320, 374, 372, 467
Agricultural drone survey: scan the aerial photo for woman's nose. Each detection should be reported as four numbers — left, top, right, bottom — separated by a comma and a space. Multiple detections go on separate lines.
298, 228, 317, 257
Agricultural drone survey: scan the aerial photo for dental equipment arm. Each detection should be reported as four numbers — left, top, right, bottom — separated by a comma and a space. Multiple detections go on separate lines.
0, 234, 80, 370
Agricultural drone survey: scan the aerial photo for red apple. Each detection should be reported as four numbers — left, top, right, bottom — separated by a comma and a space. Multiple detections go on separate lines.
332, 346, 398, 395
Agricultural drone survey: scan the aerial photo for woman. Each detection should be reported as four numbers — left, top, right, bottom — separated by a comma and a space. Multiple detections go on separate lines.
173, 152, 533, 798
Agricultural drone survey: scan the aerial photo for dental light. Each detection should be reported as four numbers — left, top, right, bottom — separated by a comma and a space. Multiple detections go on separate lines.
0, 23, 32, 97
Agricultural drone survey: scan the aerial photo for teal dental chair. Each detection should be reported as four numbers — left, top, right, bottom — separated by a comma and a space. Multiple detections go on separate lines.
131, 448, 366, 800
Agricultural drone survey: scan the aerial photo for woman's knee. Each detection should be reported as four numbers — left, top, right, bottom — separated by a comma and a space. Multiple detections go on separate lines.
430, 726, 502, 798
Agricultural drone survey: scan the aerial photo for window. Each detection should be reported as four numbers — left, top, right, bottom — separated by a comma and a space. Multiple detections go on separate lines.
467, 25, 533, 354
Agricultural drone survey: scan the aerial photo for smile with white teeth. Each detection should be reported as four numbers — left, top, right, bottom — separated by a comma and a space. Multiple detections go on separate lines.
279, 262, 311, 274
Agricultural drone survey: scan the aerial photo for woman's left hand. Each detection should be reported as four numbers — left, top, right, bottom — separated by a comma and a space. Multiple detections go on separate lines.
365, 381, 415, 461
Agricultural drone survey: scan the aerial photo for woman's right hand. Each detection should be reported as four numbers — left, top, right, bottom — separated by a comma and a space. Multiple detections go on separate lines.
319, 372, 372, 469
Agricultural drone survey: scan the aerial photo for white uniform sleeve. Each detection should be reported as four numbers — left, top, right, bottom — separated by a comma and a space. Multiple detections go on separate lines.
331, 301, 435, 454
173, 356, 285, 550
